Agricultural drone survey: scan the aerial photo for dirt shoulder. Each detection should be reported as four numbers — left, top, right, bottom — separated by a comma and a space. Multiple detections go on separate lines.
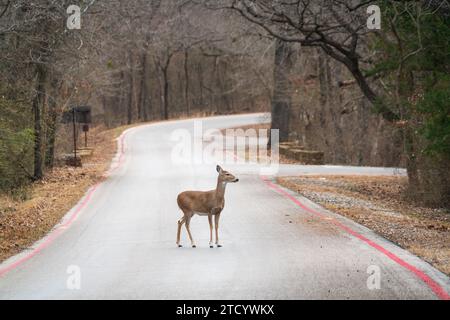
277, 175, 450, 275
0, 124, 138, 263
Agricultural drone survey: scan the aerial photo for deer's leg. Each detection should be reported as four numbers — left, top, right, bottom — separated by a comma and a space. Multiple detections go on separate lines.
185, 215, 196, 248
176, 216, 186, 247
208, 214, 213, 248
214, 213, 222, 247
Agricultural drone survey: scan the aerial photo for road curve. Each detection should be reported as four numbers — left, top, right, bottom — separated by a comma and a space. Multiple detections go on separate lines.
0, 113, 448, 299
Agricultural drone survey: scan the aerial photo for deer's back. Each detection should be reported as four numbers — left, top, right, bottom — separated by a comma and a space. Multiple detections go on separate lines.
177, 190, 217, 214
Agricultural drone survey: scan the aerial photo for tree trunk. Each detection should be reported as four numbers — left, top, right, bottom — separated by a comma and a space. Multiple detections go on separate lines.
32, 65, 46, 180
318, 50, 328, 109
403, 119, 450, 207
184, 50, 190, 116
404, 127, 420, 187
45, 75, 60, 169
216, 59, 232, 113
136, 61, 142, 121
45, 97, 57, 168
127, 51, 134, 125
270, 39, 295, 143
162, 66, 169, 120
198, 61, 204, 110
138, 51, 150, 122
118, 70, 126, 125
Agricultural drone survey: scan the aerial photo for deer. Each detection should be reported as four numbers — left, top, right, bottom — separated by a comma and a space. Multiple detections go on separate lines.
176, 165, 239, 248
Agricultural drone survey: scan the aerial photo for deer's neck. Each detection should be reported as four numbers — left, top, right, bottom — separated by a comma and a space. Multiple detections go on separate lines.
215, 179, 227, 203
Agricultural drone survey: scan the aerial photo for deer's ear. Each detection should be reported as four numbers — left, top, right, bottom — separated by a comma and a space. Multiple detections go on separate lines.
216, 165, 222, 173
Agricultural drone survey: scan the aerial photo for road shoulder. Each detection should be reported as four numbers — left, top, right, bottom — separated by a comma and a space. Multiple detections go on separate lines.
277, 175, 450, 276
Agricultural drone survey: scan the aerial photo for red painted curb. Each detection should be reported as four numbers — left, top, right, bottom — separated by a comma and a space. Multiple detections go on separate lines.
261, 176, 449, 300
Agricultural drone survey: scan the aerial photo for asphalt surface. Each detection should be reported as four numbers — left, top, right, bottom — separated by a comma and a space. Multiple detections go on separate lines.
0, 113, 448, 299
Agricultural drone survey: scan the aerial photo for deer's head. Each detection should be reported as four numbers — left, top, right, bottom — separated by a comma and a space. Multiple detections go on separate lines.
216, 165, 239, 183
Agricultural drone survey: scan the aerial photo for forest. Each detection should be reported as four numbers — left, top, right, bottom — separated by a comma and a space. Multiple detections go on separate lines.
0, 0, 449, 207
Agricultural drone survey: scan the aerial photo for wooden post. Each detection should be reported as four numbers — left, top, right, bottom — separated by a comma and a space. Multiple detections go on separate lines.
72, 107, 77, 163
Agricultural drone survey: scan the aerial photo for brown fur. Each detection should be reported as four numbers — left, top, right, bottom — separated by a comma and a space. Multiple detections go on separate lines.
176, 165, 238, 247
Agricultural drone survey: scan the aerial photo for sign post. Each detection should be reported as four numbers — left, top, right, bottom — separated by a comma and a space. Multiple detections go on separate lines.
82, 124, 89, 148
72, 107, 77, 164
62, 106, 92, 167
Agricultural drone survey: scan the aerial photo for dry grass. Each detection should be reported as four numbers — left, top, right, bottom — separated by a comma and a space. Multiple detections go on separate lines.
277, 175, 450, 275
0, 123, 138, 262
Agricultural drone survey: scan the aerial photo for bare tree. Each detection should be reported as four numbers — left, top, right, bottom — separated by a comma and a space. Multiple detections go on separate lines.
199, 0, 401, 121
271, 39, 296, 142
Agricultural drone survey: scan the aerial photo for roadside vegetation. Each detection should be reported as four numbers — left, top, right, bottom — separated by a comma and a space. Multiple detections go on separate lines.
0, 125, 128, 262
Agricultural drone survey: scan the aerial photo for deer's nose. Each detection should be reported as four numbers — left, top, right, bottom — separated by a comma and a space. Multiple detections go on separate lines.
234, 179, 239, 182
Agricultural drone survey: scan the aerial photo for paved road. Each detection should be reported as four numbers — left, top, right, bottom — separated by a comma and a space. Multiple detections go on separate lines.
0, 113, 448, 299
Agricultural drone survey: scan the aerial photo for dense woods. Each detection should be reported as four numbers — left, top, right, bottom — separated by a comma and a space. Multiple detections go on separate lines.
0, 0, 449, 207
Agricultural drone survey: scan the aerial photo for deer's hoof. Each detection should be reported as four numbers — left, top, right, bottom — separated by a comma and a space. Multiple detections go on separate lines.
217, 244, 222, 248
210, 245, 214, 248
177, 244, 182, 248
192, 245, 197, 248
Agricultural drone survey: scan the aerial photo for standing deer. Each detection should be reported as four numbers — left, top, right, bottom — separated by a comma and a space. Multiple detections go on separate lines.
176, 165, 239, 248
